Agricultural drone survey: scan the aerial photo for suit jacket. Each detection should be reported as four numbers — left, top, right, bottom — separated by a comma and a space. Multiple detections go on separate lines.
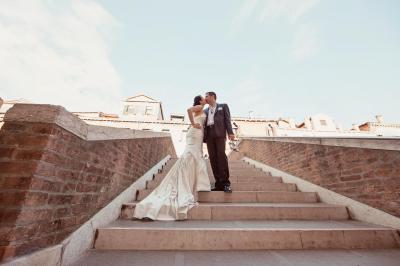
203, 103, 234, 142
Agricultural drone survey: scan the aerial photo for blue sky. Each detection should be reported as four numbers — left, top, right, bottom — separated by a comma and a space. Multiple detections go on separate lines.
1, 0, 399, 127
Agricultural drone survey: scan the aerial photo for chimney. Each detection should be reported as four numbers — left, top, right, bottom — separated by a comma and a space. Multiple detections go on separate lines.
288, 118, 296, 128
304, 118, 312, 130
248, 111, 254, 119
375, 115, 383, 124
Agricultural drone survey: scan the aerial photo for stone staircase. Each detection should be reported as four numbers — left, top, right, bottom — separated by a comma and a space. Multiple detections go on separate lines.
94, 158, 400, 251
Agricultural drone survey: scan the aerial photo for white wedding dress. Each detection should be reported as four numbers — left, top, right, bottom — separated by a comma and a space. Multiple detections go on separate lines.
133, 113, 211, 220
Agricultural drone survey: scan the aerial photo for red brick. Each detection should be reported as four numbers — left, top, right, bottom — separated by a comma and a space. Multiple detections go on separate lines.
29, 124, 55, 135
53, 207, 71, 219
0, 245, 17, 261
0, 209, 20, 224
17, 208, 53, 224
37, 220, 61, 234
340, 175, 362, 182
16, 234, 56, 256
55, 168, 79, 181
0, 147, 16, 159
0, 191, 26, 206
239, 139, 400, 218
48, 194, 73, 205
35, 162, 56, 177
47, 137, 67, 153
0, 161, 37, 177
1, 122, 27, 132
24, 192, 49, 206
59, 217, 77, 228
2, 134, 49, 148
0, 224, 38, 242
30, 178, 63, 193
71, 205, 89, 216
14, 149, 44, 161
83, 174, 99, 183
53, 228, 74, 243
76, 183, 97, 193
41, 151, 66, 166
61, 183, 76, 193
0, 117, 176, 260
0, 176, 32, 190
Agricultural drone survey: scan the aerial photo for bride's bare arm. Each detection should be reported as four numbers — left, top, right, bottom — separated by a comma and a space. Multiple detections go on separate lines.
187, 105, 203, 129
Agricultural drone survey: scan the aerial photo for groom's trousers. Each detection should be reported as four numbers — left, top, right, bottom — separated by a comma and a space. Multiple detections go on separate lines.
206, 125, 230, 188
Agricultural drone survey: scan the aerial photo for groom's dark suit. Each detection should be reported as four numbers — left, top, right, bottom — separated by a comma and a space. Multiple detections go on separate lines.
203, 103, 234, 189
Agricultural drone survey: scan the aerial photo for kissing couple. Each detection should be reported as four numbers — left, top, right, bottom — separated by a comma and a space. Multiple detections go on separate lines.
134, 91, 235, 220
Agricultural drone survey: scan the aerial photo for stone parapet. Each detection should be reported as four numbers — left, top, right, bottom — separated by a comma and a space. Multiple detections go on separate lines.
238, 137, 400, 218
0, 104, 176, 261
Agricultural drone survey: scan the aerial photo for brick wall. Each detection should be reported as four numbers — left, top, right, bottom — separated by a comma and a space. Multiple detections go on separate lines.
0, 104, 176, 261
239, 138, 400, 218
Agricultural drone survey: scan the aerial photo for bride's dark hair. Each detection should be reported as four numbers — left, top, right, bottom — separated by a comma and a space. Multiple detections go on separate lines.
193, 95, 202, 106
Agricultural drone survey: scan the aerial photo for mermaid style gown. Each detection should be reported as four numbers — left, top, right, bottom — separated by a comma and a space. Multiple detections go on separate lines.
133, 113, 211, 220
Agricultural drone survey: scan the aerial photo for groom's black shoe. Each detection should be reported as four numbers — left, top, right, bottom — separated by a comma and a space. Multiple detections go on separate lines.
211, 187, 223, 191
223, 185, 232, 193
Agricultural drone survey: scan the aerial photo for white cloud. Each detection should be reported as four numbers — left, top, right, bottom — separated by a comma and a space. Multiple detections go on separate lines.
230, 77, 270, 117
231, 0, 321, 60
0, 0, 122, 113
232, 0, 320, 27
258, 0, 320, 23
292, 24, 319, 60
230, 0, 259, 34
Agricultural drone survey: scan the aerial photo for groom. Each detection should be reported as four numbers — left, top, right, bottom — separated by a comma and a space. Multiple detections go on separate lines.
204, 92, 235, 193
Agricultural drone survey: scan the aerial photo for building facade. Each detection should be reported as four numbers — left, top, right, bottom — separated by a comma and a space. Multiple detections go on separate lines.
1, 94, 399, 156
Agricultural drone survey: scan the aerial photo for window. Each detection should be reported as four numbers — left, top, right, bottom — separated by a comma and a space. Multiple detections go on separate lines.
142, 128, 151, 131
123, 105, 129, 114
320, 120, 327, 126
124, 105, 138, 115
162, 129, 170, 132
145, 106, 153, 115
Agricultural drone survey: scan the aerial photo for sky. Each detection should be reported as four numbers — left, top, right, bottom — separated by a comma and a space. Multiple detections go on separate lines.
0, 0, 399, 127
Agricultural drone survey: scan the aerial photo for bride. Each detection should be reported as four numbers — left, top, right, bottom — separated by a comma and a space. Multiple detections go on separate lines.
133, 95, 211, 220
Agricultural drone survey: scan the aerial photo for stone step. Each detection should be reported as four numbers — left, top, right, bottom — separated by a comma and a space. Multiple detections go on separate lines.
135, 189, 152, 200
209, 161, 254, 165
207, 162, 255, 166
95, 220, 400, 250
136, 190, 317, 203
121, 203, 349, 220
145, 179, 292, 191
231, 182, 297, 191
207, 165, 262, 170
208, 177, 271, 183
159, 160, 178, 172
208, 171, 272, 177
136, 182, 300, 203
149, 176, 282, 190
226, 176, 282, 183
152, 159, 178, 176
72, 250, 400, 266
146, 180, 161, 190
207, 166, 257, 170
197, 191, 318, 203
152, 175, 282, 184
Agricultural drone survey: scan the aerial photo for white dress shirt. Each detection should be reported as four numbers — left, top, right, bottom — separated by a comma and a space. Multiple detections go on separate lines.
207, 104, 217, 126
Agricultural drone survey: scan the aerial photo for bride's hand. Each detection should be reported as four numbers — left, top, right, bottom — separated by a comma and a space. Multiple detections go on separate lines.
192, 123, 202, 129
